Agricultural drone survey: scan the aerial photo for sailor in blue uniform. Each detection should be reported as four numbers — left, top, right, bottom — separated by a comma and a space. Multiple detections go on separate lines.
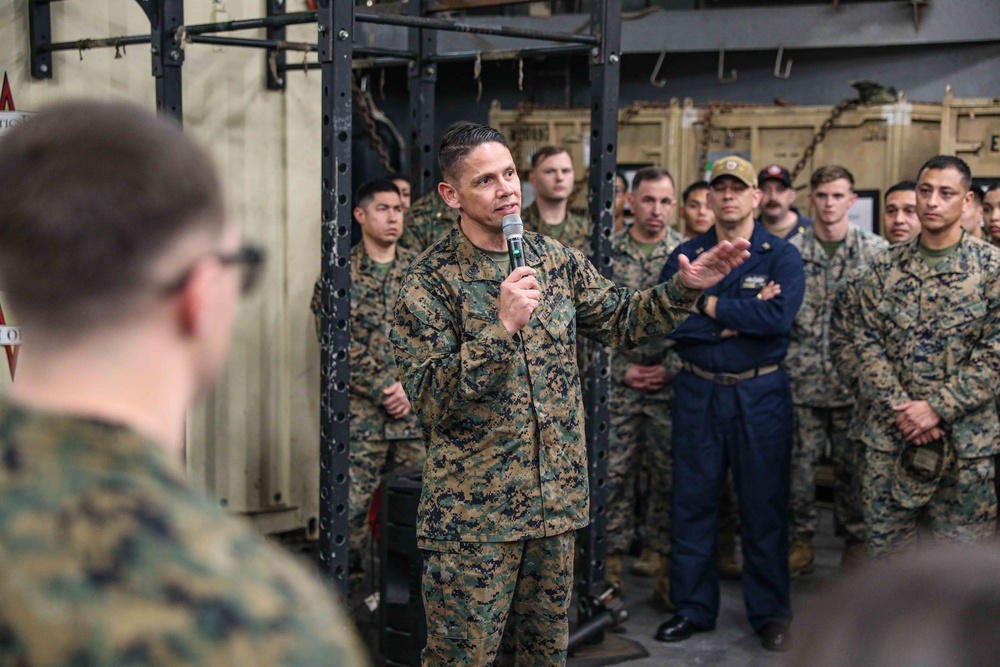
654, 156, 805, 652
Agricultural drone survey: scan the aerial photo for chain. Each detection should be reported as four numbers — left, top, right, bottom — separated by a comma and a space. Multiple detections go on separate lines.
352, 75, 394, 173
789, 98, 858, 182
697, 102, 763, 176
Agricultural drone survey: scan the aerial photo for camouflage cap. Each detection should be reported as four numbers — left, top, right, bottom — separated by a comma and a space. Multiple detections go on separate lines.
709, 156, 757, 188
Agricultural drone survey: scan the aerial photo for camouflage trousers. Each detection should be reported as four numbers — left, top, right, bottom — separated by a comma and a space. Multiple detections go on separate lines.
607, 394, 672, 555
349, 437, 425, 574
863, 447, 997, 559
421, 531, 575, 667
790, 405, 852, 538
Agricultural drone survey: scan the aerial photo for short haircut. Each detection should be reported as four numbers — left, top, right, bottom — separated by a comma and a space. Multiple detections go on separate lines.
356, 179, 401, 209
631, 166, 675, 193
917, 155, 972, 189
615, 171, 629, 192
987, 183, 1000, 196
885, 180, 916, 201
0, 99, 225, 333
970, 184, 984, 206
810, 165, 855, 190
682, 180, 710, 204
530, 146, 571, 169
438, 121, 510, 183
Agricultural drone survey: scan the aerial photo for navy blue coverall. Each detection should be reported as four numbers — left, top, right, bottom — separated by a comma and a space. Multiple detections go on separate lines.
659, 223, 805, 633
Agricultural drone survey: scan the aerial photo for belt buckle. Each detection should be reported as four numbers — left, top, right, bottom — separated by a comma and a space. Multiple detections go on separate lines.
713, 373, 740, 387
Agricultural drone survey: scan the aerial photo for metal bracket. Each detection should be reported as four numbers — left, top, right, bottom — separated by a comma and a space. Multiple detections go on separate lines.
717, 45, 736, 83
28, 0, 53, 79
266, 0, 287, 90
773, 46, 792, 79
649, 49, 667, 88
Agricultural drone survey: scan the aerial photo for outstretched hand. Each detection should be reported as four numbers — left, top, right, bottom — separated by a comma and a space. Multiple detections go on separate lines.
678, 239, 752, 290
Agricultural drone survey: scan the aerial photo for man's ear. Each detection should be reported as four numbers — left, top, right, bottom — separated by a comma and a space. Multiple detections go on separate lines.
752, 188, 763, 208
439, 180, 461, 210
176, 261, 213, 338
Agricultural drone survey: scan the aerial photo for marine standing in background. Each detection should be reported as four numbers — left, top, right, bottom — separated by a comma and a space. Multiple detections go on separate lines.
855, 156, 1000, 558
521, 146, 590, 252
984, 184, 1000, 247
311, 179, 424, 596
656, 156, 804, 652
680, 180, 715, 239
0, 100, 367, 667
389, 172, 413, 210
756, 164, 813, 240
391, 122, 751, 667
398, 187, 454, 253
605, 167, 684, 601
829, 181, 921, 569
959, 185, 985, 240
785, 166, 887, 575
614, 170, 630, 234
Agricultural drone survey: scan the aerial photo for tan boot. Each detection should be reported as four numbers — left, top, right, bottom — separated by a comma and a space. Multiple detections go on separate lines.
789, 536, 815, 578
631, 547, 661, 577
840, 540, 868, 571
652, 557, 676, 611
605, 553, 625, 593
717, 528, 743, 580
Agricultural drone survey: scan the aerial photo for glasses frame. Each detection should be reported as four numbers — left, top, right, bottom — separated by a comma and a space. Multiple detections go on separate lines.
161, 242, 267, 296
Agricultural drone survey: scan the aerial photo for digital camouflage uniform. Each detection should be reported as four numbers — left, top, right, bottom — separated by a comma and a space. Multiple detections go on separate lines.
828, 267, 873, 544
391, 226, 701, 667
786, 226, 888, 540
399, 189, 457, 254
608, 227, 684, 558
0, 400, 368, 667
520, 201, 591, 254
312, 243, 425, 585
855, 234, 1000, 558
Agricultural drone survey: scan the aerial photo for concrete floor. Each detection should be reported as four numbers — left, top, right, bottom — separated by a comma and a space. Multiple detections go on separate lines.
573, 508, 843, 667
353, 507, 846, 666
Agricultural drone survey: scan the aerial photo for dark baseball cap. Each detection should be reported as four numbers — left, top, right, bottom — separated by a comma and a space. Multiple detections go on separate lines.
758, 164, 792, 188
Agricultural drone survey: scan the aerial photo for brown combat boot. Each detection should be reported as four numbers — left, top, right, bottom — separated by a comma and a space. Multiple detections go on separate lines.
652, 556, 676, 611
789, 536, 815, 578
840, 539, 868, 571
717, 528, 742, 579
605, 553, 625, 594
631, 547, 661, 577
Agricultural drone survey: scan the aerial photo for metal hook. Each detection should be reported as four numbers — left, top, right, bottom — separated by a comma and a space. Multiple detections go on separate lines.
774, 46, 792, 79
717, 46, 736, 83
650, 50, 667, 88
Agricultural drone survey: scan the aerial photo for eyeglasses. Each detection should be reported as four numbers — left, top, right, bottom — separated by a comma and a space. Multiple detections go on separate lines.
161, 242, 267, 296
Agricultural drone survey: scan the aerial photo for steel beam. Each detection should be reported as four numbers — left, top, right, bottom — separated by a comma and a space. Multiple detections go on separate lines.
578, 0, 621, 637
316, 0, 353, 593
148, 0, 184, 122
408, 2, 438, 198
266, 0, 287, 90
357, 10, 597, 45
28, 0, 53, 79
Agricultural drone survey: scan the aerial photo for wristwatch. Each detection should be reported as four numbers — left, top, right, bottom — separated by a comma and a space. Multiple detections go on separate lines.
695, 293, 709, 315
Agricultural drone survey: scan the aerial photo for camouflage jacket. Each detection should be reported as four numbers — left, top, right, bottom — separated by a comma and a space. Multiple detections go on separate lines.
312, 244, 421, 442
610, 227, 685, 406
829, 266, 870, 441
398, 189, 457, 254
391, 226, 700, 543
786, 225, 888, 407
855, 234, 1000, 458
0, 400, 368, 667
520, 201, 591, 254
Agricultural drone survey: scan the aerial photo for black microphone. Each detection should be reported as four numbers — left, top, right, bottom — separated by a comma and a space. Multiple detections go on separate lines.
502, 214, 527, 274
